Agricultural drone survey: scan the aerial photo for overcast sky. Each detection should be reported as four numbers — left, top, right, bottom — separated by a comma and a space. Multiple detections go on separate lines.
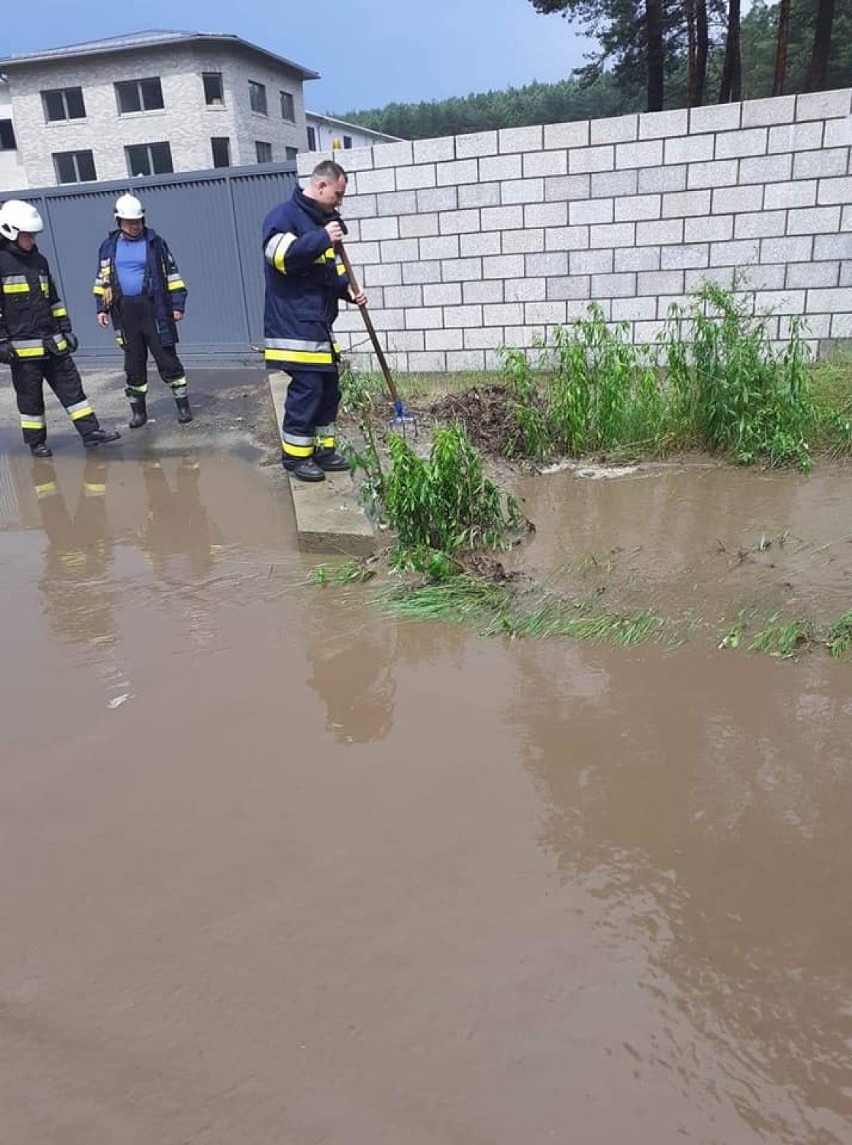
0, 0, 592, 114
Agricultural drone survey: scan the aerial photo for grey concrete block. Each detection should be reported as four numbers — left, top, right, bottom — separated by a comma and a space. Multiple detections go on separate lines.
818, 175, 852, 205
436, 158, 480, 186
546, 226, 591, 251
570, 198, 614, 225
376, 190, 419, 217
842, 263, 852, 287
360, 216, 400, 242
408, 351, 450, 371
824, 116, 852, 147
709, 239, 761, 266
372, 140, 414, 168
592, 170, 638, 197
665, 134, 713, 165
355, 167, 396, 194
484, 303, 525, 326
523, 150, 568, 178
455, 130, 498, 159
592, 272, 637, 297
796, 90, 852, 121
339, 194, 377, 219
544, 120, 590, 150
782, 313, 831, 339
639, 165, 687, 193
656, 294, 690, 319
525, 301, 568, 325
364, 262, 402, 287
505, 278, 546, 303
638, 270, 685, 295
763, 180, 818, 209
792, 148, 848, 179
739, 154, 793, 184
611, 296, 658, 321
399, 213, 440, 238
592, 115, 638, 145
812, 234, 850, 260
481, 204, 524, 231
404, 307, 444, 330
526, 251, 570, 276
715, 128, 769, 159
500, 124, 543, 153
446, 350, 486, 370
616, 194, 662, 222
690, 103, 742, 133
570, 249, 614, 274
661, 244, 710, 269
464, 279, 505, 304
479, 154, 523, 182
786, 261, 840, 288
734, 210, 787, 239
769, 121, 824, 154
633, 319, 668, 343
417, 186, 459, 212
761, 235, 814, 262
396, 164, 437, 190
830, 313, 852, 338
685, 266, 736, 291
361, 307, 405, 330
712, 185, 763, 214
754, 289, 807, 314
443, 304, 484, 328
442, 257, 485, 282
524, 202, 569, 228
503, 229, 546, 254
403, 262, 443, 284
440, 208, 482, 235
348, 240, 381, 265
420, 235, 460, 260
617, 140, 664, 170
639, 107, 688, 139
685, 215, 734, 242
383, 285, 424, 309
547, 275, 592, 301
423, 282, 463, 307
413, 137, 455, 163
566, 299, 609, 321
740, 264, 786, 290
502, 178, 545, 205
687, 159, 739, 189
590, 222, 635, 248
387, 329, 426, 349
545, 174, 591, 201
459, 182, 501, 209
662, 189, 712, 217
569, 145, 615, 174
465, 327, 507, 350
425, 327, 464, 351
615, 246, 660, 271
806, 287, 852, 313
636, 218, 684, 245
741, 95, 796, 127
787, 206, 842, 234
460, 231, 502, 257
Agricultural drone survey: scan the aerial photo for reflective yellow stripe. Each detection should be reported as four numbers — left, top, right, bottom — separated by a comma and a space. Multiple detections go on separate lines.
35, 482, 57, 497
265, 348, 334, 365
84, 483, 106, 495
21, 418, 46, 429
68, 405, 94, 421
52, 306, 68, 317
167, 279, 186, 291
93, 285, 106, 295
282, 442, 314, 458
2, 282, 29, 293
316, 436, 335, 449
336, 263, 346, 276
15, 347, 45, 358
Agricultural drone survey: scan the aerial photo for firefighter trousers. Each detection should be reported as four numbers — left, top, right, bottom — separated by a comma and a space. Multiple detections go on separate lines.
118, 294, 187, 400
11, 355, 100, 447
280, 368, 340, 459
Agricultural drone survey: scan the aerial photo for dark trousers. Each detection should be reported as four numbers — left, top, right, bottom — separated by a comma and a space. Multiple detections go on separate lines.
118, 294, 187, 399
281, 368, 340, 458
12, 356, 99, 447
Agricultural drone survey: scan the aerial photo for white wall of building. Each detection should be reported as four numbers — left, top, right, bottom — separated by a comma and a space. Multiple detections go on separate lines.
0, 80, 28, 192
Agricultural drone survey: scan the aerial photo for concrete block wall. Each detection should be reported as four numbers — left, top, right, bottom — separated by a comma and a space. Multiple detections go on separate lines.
298, 89, 852, 372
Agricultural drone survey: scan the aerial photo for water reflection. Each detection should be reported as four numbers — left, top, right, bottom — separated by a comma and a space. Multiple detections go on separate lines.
508, 642, 852, 1142
138, 457, 220, 585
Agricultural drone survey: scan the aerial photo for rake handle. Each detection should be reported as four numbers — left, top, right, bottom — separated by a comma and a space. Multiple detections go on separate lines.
336, 240, 402, 406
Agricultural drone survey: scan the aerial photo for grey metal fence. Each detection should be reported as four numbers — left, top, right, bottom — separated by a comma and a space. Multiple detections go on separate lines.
3, 162, 297, 364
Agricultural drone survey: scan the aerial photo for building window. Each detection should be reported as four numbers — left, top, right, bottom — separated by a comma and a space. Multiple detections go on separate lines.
285, 146, 298, 161
125, 141, 173, 177
343, 135, 353, 149
211, 137, 231, 168
203, 72, 224, 105
0, 119, 16, 150
249, 80, 267, 115
116, 77, 164, 115
255, 140, 272, 164
280, 90, 295, 122
53, 149, 97, 184
42, 86, 86, 122
306, 125, 317, 150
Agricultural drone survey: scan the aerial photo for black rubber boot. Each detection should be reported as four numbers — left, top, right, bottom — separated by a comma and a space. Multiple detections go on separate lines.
314, 447, 350, 473
175, 396, 193, 424
82, 428, 122, 449
282, 455, 325, 483
128, 397, 147, 428
30, 442, 53, 458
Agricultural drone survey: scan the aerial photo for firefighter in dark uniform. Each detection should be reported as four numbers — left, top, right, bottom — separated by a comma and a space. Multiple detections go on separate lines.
262, 160, 367, 482
94, 193, 191, 429
0, 199, 121, 458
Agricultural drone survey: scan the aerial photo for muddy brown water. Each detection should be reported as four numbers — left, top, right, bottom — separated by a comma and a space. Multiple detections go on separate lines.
1, 448, 851, 1144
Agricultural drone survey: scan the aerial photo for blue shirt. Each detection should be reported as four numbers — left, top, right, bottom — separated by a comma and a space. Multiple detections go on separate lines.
115, 235, 147, 297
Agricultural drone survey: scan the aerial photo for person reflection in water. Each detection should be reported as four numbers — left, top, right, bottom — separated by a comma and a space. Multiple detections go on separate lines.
139, 456, 220, 584
32, 456, 116, 647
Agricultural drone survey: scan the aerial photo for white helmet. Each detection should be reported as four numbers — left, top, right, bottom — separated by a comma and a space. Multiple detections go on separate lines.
115, 193, 145, 220
0, 199, 44, 241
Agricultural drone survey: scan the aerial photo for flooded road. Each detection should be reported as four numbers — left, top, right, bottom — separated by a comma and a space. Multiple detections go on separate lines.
1, 437, 852, 1144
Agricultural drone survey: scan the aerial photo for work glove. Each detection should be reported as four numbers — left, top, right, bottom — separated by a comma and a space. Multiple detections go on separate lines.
64, 332, 79, 353
0, 340, 15, 365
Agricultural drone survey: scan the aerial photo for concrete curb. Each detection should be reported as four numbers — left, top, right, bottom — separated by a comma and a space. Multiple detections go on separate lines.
267, 371, 375, 556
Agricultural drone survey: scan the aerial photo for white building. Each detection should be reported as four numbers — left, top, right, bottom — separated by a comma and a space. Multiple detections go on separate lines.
305, 111, 401, 153
0, 78, 28, 190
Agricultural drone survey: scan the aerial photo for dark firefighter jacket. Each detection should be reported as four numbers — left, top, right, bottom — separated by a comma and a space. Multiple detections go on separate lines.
262, 185, 352, 372
93, 228, 187, 347
0, 239, 74, 358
